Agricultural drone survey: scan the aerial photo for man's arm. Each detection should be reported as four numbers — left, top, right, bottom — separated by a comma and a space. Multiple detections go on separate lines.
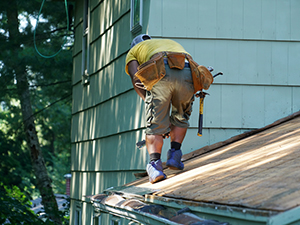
127, 60, 146, 101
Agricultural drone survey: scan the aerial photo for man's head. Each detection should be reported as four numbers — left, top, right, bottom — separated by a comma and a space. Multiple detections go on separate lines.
130, 34, 151, 48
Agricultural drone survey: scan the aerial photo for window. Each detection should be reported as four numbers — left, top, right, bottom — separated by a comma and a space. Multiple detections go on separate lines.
93, 216, 101, 225
110, 216, 121, 225
82, 0, 90, 85
130, 0, 143, 34
74, 204, 82, 225
93, 212, 101, 225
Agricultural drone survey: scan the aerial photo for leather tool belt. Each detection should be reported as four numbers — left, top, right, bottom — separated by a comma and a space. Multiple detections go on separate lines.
134, 51, 213, 92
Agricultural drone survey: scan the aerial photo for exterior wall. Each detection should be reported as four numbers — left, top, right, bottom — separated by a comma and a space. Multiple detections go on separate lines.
70, 0, 149, 224
147, 0, 300, 156
71, 0, 300, 224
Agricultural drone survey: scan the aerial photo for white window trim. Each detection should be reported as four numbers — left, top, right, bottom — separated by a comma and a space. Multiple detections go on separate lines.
110, 216, 121, 225
74, 202, 82, 225
93, 211, 101, 225
128, 222, 141, 225
130, 0, 143, 34
82, 0, 90, 85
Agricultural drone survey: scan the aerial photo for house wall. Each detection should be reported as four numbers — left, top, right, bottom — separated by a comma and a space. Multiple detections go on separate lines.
70, 0, 300, 224
147, 0, 300, 155
70, 0, 152, 224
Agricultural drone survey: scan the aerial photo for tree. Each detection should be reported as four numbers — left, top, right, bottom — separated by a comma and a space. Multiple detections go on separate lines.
0, 0, 73, 223
0, 183, 48, 225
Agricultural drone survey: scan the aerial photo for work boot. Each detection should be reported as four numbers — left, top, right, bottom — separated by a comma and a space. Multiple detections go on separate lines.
146, 159, 166, 184
166, 149, 184, 170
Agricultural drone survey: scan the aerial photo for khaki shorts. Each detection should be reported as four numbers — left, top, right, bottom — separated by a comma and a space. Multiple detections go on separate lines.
145, 64, 195, 135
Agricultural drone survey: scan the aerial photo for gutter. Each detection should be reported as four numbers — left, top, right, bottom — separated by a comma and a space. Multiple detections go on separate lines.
144, 195, 300, 225
145, 195, 270, 224
93, 200, 179, 225
89, 185, 300, 225
88, 192, 229, 225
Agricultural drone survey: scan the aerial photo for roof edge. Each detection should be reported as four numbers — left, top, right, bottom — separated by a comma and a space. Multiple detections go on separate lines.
267, 206, 300, 225
145, 194, 275, 224
89, 192, 229, 225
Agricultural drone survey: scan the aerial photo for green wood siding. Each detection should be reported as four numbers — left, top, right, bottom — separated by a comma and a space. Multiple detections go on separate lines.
71, 130, 146, 171
148, 0, 300, 40
147, 0, 300, 157
70, 171, 139, 200
70, 0, 146, 224
71, 90, 144, 142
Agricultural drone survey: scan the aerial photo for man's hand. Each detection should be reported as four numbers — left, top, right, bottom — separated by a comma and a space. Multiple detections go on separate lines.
128, 60, 146, 101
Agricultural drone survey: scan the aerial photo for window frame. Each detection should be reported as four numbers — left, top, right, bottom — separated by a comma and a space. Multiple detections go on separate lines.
92, 211, 101, 225
110, 216, 121, 225
81, 0, 90, 85
130, 0, 143, 34
74, 202, 82, 225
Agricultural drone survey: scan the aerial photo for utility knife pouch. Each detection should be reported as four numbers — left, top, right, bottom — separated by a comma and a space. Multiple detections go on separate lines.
166, 52, 186, 69
186, 55, 214, 93
135, 52, 166, 91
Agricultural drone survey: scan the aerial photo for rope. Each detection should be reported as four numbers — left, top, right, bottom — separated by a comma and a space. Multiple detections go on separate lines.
33, 0, 69, 58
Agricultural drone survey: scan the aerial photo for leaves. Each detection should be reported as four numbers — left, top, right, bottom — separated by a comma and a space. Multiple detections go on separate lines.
0, 0, 73, 223
0, 183, 45, 225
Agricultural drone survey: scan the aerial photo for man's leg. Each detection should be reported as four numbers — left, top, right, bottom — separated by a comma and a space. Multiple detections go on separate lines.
145, 134, 166, 183
166, 125, 187, 170
146, 134, 163, 155
170, 125, 187, 143
146, 126, 187, 158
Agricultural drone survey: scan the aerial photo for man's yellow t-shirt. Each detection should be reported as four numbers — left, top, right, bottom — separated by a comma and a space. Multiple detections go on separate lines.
125, 39, 190, 75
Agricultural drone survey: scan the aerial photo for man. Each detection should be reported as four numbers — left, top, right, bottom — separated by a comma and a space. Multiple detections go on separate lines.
125, 34, 213, 184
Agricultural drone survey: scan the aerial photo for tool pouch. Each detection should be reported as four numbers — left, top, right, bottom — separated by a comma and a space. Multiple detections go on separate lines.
166, 52, 186, 69
134, 52, 166, 91
186, 55, 214, 93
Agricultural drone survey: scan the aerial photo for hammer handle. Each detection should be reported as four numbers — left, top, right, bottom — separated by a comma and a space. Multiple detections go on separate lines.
197, 97, 204, 136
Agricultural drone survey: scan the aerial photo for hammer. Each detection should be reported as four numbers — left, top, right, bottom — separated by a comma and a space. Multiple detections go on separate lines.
195, 91, 209, 136
196, 70, 223, 136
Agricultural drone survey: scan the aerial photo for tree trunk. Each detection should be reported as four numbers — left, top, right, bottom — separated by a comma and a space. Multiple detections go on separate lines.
6, 1, 62, 224
16, 71, 62, 224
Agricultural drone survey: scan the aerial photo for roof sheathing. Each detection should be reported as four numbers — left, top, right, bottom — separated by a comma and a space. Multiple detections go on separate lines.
129, 113, 300, 209
124, 111, 300, 223
91, 111, 300, 224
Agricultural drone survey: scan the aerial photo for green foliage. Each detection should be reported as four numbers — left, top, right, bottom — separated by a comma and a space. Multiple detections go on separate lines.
47, 152, 71, 194
0, 0, 73, 223
0, 183, 46, 225
0, 105, 35, 196
0, 183, 70, 225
